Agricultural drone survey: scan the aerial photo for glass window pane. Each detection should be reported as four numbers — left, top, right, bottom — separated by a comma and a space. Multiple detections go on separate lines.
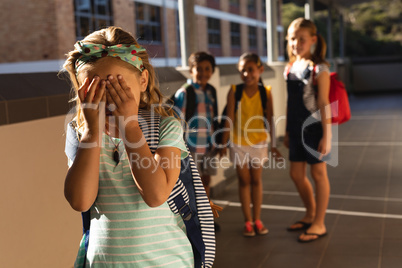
76, 0, 90, 11
74, 0, 113, 39
137, 24, 145, 39
248, 0, 255, 11
79, 16, 90, 36
136, 3, 144, 20
135, 3, 161, 42
97, 4, 106, 15
150, 6, 159, 22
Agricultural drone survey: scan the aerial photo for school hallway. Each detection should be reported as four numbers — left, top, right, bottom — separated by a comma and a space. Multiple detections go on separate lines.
211, 92, 402, 268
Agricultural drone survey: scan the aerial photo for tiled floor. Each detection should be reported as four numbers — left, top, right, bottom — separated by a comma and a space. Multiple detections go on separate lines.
211, 92, 402, 268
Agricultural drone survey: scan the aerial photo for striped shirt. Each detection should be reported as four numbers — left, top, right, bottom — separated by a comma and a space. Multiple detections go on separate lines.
73, 116, 193, 267
174, 80, 216, 154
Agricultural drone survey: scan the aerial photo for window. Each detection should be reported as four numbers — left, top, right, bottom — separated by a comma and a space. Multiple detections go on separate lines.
249, 26, 257, 48
230, 22, 241, 48
135, 3, 162, 43
74, 0, 113, 40
208, 17, 221, 47
247, 0, 255, 12
229, 0, 239, 7
262, 0, 266, 14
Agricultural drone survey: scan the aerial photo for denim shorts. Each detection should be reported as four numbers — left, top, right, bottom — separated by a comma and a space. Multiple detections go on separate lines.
288, 129, 330, 165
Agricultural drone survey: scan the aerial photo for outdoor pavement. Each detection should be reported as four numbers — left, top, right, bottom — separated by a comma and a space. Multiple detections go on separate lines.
210, 92, 402, 268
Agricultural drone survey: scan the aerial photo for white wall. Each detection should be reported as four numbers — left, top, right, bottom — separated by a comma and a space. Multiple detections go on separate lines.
0, 116, 81, 268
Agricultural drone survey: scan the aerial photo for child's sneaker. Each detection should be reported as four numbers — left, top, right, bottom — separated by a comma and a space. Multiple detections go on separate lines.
243, 221, 256, 237
254, 220, 269, 235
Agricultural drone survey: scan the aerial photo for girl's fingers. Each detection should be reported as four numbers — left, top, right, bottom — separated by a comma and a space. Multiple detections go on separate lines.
92, 80, 106, 104
117, 75, 134, 98
98, 90, 107, 113
106, 78, 123, 105
105, 90, 116, 111
86, 76, 100, 102
107, 75, 129, 101
78, 77, 89, 102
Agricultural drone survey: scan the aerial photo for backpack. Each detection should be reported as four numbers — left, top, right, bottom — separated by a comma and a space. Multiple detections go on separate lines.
170, 83, 220, 136
215, 83, 271, 145
64, 110, 215, 268
312, 66, 351, 124
285, 63, 351, 124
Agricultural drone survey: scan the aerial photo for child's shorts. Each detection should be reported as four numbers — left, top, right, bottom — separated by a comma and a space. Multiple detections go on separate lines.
288, 132, 331, 164
229, 141, 268, 168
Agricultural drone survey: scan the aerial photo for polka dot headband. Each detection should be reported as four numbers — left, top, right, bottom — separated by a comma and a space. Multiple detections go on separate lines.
74, 41, 146, 74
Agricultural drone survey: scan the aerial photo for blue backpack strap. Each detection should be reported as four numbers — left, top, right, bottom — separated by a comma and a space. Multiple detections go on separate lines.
173, 155, 206, 268
65, 122, 90, 268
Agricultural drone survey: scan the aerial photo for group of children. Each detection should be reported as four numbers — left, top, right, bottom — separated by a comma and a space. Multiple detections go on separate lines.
63, 17, 332, 267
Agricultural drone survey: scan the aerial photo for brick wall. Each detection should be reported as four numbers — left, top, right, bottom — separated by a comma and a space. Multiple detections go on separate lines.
0, 0, 60, 62
166, 8, 179, 58
55, 0, 76, 59
112, 0, 135, 35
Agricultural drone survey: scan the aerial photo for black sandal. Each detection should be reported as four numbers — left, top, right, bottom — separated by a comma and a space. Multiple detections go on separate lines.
287, 221, 312, 232
298, 232, 327, 243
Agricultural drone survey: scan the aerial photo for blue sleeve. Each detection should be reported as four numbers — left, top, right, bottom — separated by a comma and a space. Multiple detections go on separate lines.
173, 88, 187, 120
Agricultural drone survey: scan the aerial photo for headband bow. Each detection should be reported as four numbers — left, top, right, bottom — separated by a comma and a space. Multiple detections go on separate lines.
74, 41, 146, 73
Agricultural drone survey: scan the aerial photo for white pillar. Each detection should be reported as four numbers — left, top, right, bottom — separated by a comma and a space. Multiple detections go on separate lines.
339, 13, 345, 58
266, 0, 278, 63
162, 0, 169, 66
304, 0, 314, 20
178, 0, 196, 67
327, 4, 333, 60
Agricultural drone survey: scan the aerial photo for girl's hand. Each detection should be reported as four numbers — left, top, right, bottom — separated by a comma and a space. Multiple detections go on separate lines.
78, 76, 106, 135
318, 135, 331, 160
284, 132, 289, 148
271, 147, 283, 160
105, 75, 139, 130
219, 147, 227, 159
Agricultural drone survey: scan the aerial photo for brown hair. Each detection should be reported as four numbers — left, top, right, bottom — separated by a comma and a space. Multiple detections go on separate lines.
62, 26, 172, 132
286, 18, 328, 65
188, 51, 216, 72
238, 52, 263, 68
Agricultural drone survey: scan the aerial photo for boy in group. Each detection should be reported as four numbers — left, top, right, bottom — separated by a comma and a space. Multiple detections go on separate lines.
172, 51, 221, 230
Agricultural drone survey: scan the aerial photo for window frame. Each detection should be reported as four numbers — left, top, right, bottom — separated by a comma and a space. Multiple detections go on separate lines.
248, 25, 258, 49
230, 22, 241, 48
207, 17, 221, 48
135, 3, 163, 44
74, 0, 113, 40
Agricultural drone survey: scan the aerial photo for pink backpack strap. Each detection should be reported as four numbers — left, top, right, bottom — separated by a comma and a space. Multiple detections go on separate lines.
312, 64, 318, 86
284, 63, 293, 77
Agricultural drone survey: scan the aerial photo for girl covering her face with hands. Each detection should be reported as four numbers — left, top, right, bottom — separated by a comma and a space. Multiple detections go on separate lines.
63, 27, 196, 267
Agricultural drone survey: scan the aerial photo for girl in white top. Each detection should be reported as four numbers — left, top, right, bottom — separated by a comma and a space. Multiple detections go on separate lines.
284, 18, 332, 243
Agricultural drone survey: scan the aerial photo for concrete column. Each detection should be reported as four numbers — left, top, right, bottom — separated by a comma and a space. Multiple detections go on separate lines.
304, 0, 314, 20
162, 0, 169, 66
339, 13, 345, 58
327, 4, 333, 60
178, 0, 196, 67
266, 0, 278, 63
